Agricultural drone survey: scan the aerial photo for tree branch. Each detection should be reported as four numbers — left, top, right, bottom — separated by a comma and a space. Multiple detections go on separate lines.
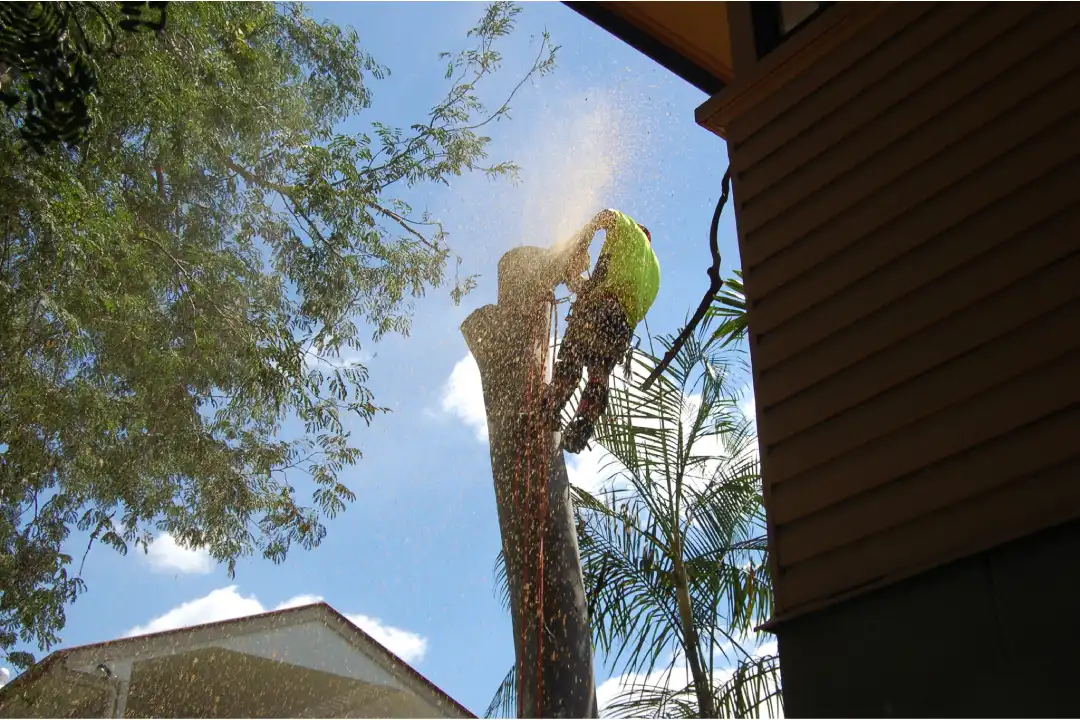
278, 192, 345, 262
361, 29, 553, 191
452, 31, 552, 135
218, 151, 443, 254
641, 167, 731, 392
218, 154, 293, 196
368, 201, 441, 252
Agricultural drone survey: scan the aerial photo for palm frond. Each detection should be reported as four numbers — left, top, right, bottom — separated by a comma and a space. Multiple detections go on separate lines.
571, 311, 782, 717
706, 269, 748, 349
574, 490, 682, 678
492, 548, 511, 613
712, 653, 784, 719
484, 664, 518, 719
601, 653, 783, 720
604, 674, 698, 719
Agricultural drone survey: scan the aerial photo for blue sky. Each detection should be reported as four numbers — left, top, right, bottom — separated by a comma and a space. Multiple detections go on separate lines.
5, 1, 754, 714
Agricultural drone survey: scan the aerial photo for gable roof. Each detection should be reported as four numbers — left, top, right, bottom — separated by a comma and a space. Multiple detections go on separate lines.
0, 602, 474, 718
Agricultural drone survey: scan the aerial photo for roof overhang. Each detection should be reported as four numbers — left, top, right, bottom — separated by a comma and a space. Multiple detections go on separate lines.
564, 2, 733, 95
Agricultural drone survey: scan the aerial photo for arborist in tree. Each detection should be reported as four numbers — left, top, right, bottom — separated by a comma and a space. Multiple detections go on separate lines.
543, 209, 661, 454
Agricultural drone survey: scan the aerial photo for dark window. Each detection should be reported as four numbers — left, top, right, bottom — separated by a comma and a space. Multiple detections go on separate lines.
751, 2, 833, 60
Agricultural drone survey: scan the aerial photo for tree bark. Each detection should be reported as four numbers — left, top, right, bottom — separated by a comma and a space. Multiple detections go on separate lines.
461, 245, 598, 719
674, 547, 716, 718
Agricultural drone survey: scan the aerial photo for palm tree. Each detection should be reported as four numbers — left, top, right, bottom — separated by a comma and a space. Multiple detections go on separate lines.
486, 310, 781, 718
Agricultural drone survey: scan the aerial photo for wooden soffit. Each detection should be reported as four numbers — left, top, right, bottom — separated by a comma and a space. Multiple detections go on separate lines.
564, 2, 734, 95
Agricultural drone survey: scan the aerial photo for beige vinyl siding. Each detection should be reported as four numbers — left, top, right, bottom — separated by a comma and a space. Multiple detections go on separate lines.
706, 1, 1080, 616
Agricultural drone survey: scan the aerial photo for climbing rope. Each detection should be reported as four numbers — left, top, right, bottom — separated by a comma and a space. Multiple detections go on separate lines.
535, 296, 560, 716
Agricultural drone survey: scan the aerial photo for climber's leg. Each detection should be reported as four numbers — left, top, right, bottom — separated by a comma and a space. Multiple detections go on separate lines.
543, 308, 590, 430
561, 376, 610, 454
561, 296, 633, 454
578, 374, 613, 426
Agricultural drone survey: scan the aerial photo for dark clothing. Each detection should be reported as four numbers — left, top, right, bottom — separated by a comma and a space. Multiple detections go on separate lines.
543, 286, 633, 449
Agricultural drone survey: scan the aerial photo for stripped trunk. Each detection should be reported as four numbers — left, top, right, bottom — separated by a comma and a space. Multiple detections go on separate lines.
461, 246, 598, 719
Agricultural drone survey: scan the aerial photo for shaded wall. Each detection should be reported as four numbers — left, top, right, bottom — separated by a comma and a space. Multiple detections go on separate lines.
701, 0, 1080, 622
778, 517, 1080, 718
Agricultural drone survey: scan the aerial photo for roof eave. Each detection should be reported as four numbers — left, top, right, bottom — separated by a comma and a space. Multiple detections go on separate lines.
563, 1, 728, 96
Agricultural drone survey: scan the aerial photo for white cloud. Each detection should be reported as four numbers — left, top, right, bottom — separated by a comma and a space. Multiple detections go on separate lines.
440, 353, 488, 442
597, 648, 782, 719
595, 652, 700, 718
124, 586, 265, 637
755, 639, 778, 658
273, 593, 324, 610
141, 532, 214, 575
303, 347, 372, 372
344, 613, 428, 665
273, 594, 429, 664
123, 587, 429, 665
0, 667, 9, 688
566, 445, 618, 494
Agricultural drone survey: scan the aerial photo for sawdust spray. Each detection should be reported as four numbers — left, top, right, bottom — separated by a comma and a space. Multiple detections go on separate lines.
510, 86, 657, 255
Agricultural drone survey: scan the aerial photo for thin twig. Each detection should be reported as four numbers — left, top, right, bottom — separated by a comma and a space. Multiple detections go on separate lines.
142, 233, 199, 338
368, 201, 441, 252
641, 167, 732, 391
279, 193, 346, 261
451, 32, 551, 135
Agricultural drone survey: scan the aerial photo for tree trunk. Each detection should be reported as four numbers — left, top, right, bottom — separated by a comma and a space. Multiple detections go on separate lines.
461, 245, 598, 719
674, 548, 716, 718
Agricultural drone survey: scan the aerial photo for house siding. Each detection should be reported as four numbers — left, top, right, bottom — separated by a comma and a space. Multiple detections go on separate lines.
717, 1, 1080, 616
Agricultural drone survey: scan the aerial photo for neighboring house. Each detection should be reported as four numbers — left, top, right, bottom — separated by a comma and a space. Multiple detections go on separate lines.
0, 603, 474, 719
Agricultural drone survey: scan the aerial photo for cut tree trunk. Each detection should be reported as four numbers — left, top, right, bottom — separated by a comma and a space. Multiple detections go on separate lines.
461, 245, 598, 719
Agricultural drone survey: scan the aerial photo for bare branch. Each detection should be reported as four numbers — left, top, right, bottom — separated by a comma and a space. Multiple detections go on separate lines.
368, 201, 441, 252
641, 167, 732, 391
217, 155, 292, 195
452, 31, 553, 135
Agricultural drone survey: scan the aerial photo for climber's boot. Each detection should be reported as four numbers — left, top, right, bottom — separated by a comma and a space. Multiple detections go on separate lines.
561, 417, 594, 454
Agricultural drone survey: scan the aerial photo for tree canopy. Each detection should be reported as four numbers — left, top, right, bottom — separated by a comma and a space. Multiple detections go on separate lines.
0, 1, 169, 153
0, 0, 555, 669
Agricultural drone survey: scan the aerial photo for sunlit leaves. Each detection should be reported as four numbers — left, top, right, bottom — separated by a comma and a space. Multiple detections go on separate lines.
0, 0, 554, 670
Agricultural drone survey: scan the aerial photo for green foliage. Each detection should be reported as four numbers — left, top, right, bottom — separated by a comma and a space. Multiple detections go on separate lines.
0, 1, 556, 670
488, 315, 779, 718
0, 2, 169, 153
